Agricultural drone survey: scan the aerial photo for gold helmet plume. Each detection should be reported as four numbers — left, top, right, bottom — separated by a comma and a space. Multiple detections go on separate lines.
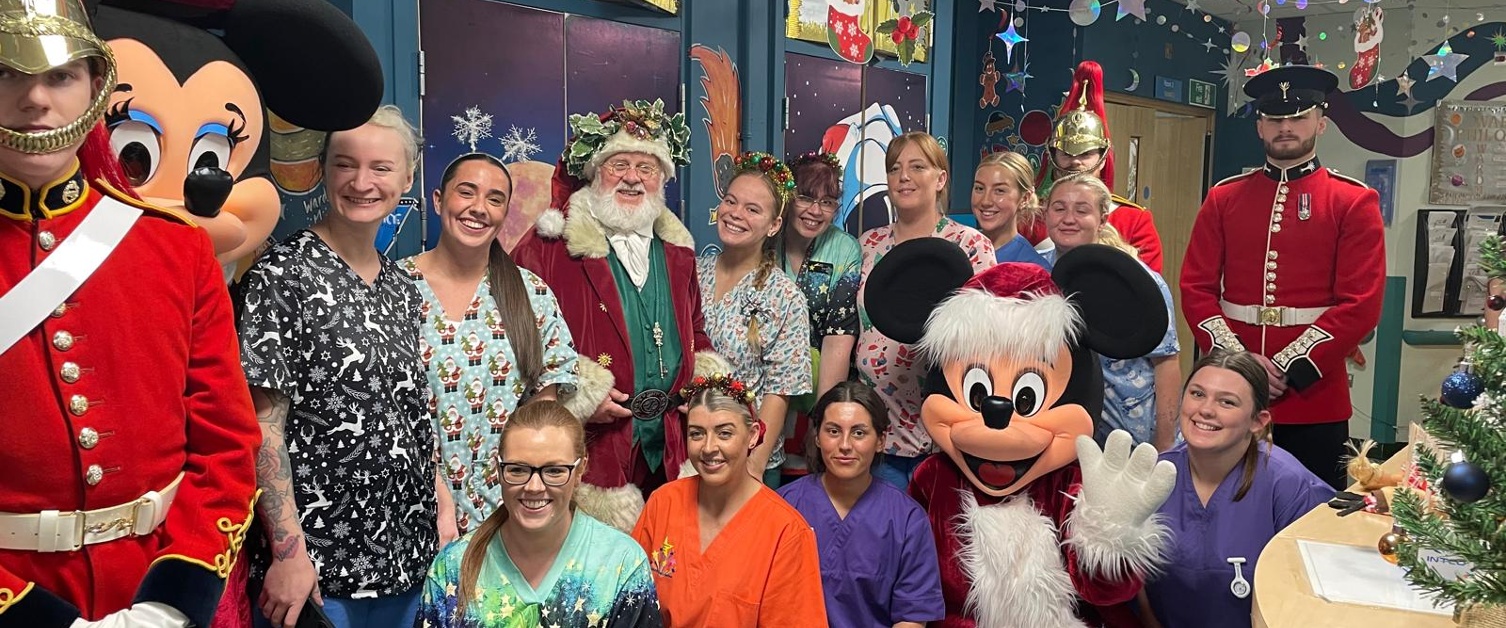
0, 0, 116, 154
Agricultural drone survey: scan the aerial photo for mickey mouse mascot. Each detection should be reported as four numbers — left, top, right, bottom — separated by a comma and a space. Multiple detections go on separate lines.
865, 241, 1177, 627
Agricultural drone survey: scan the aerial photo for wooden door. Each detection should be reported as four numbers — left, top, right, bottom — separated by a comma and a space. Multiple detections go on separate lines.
1104, 96, 1213, 375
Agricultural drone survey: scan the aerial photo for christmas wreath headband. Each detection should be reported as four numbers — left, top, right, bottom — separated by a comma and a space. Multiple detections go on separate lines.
734, 151, 798, 206
679, 372, 758, 409
791, 150, 843, 178
563, 99, 691, 178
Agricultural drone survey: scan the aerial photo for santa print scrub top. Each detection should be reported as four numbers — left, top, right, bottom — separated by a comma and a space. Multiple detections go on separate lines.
776, 475, 944, 627
400, 256, 580, 534
1143, 442, 1334, 627
854, 218, 996, 457
236, 229, 438, 596
630, 477, 827, 627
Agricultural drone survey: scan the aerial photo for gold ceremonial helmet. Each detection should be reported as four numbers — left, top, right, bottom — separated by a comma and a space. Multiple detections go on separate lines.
0, 0, 116, 154
1048, 84, 1109, 157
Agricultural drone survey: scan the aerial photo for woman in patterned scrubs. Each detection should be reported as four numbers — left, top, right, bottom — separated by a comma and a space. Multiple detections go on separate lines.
237, 105, 439, 628
401, 153, 579, 538
1043, 172, 1181, 451
854, 132, 995, 490
696, 152, 812, 487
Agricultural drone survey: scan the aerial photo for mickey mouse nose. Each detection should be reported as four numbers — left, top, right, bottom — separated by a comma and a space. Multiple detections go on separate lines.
982, 396, 1014, 431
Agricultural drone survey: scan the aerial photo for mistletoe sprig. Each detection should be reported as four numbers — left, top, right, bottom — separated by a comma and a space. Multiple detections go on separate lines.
876, 10, 934, 66
564, 99, 690, 178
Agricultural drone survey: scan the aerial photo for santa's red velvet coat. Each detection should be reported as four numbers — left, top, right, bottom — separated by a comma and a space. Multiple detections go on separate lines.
0, 170, 259, 627
1180, 159, 1384, 424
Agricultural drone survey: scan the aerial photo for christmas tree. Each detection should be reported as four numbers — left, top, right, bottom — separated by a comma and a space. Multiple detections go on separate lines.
1391, 235, 1505, 618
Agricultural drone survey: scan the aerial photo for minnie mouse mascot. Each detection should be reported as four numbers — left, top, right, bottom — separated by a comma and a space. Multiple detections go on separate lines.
865, 241, 1177, 627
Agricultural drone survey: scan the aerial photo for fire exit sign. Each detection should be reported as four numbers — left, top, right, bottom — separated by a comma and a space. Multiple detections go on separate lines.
1188, 79, 1217, 109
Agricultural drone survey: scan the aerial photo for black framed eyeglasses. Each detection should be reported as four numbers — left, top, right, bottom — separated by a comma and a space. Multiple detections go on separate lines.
499, 458, 582, 487
793, 195, 840, 213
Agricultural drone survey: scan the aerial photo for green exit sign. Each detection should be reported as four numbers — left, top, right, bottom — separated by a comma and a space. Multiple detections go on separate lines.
1188, 79, 1217, 108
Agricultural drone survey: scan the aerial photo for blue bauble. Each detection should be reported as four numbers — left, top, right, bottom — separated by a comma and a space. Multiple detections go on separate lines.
1440, 370, 1484, 408
1441, 461, 1491, 503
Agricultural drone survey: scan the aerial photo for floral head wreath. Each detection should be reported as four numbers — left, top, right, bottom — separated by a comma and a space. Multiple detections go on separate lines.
734, 151, 798, 206
680, 372, 757, 408
790, 150, 843, 179
563, 99, 691, 178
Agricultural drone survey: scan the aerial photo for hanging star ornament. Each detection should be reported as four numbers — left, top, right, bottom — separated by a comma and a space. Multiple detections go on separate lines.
1491, 29, 1506, 51
996, 22, 1028, 62
1184, 0, 1201, 12
1426, 42, 1469, 81
1117, 0, 1147, 21
979, 0, 1000, 12
1004, 64, 1032, 94
1202, 39, 1218, 52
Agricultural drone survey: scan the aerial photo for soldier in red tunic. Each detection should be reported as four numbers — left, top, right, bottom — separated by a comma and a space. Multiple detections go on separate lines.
512, 100, 729, 531
0, 1, 259, 626
1024, 61, 1164, 273
1180, 65, 1385, 488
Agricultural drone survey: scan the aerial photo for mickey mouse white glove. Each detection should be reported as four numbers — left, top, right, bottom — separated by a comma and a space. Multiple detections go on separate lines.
1065, 429, 1177, 581
68, 603, 189, 628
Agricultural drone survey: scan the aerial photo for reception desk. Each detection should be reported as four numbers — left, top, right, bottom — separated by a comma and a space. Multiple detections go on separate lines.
1251, 449, 1452, 628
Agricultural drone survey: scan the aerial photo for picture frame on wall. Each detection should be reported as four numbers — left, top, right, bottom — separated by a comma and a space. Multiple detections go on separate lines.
1364, 159, 1397, 226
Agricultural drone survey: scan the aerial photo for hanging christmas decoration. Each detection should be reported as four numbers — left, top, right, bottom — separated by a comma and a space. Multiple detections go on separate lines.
1491, 30, 1506, 51
1350, 5, 1384, 89
876, 8, 933, 66
1489, 294, 1505, 311
1441, 459, 1491, 503
1441, 362, 1485, 408
979, 0, 1001, 12
1425, 41, 1470, 82
1068, 0, 1101, 26
1232, 31, 1252, 53
1394, 72, 1416, 99
827, 0, 875, 64
995, 19, 1028, 62
1377, 526, 1407, 565
979, 51, 1002, 108
1117, 0, 1146, 22
1004, 64, 1032, 94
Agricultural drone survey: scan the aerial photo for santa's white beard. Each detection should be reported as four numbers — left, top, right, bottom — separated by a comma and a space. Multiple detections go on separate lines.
587, 182, 665, 235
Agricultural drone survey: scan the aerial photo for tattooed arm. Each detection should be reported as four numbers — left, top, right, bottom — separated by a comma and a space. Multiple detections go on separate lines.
252, 388, 323, 628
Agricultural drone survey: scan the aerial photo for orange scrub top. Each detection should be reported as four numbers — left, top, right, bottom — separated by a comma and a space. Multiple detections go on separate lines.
632, 477, 827, 627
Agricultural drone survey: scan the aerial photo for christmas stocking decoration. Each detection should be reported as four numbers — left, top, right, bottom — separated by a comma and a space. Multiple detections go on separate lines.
1350, 6, 1384, 89
828, 0, 872, 64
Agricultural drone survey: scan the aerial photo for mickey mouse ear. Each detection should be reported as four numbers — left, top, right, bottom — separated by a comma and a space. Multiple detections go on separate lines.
1051, 244, 1167, 360
864, 238, 974, 345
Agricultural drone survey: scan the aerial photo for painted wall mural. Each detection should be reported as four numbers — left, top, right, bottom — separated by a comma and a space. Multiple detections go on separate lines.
418, 0, 681, 252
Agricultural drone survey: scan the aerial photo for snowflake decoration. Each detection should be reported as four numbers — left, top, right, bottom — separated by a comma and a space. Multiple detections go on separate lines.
499, 125, 541, 163
451, 106, 493, 152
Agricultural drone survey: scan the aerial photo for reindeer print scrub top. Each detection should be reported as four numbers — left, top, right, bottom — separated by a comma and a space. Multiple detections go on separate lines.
237, 229, 439, 597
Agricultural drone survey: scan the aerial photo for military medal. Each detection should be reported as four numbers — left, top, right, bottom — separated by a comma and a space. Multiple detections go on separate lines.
1298, 193, 1312, 221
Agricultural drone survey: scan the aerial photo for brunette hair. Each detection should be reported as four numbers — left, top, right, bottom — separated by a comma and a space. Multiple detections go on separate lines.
436, 153, 544, 392
457, 401, 585, 614
884, 131, 951, 210
806, 381, 890, 475
976, 151, 1040, 225
728, 164, 792, 355
1046, 172, 1137, 258
1185, 350, 1273, 502
791, 153, 842, 202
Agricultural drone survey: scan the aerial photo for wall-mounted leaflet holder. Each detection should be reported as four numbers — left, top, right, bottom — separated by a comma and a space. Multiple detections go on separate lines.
1412, 208, 1505, 318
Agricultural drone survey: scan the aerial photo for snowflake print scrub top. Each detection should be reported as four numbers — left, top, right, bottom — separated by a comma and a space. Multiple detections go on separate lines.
401, 256, 580, 534
237, 229, 439, 597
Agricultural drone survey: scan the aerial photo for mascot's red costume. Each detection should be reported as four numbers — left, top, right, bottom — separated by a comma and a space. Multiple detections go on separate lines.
90, 0, 383, 280
865, 242, 1178, 627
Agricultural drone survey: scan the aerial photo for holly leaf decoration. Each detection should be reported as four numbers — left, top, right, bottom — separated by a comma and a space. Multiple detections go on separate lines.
876, 18, 898, 35
912, 11, 933, 29
899, 39, 916, 65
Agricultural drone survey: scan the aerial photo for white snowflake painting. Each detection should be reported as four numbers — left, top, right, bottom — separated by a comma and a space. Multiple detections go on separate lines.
451, 106, 493, 152
499, 125, 541, 163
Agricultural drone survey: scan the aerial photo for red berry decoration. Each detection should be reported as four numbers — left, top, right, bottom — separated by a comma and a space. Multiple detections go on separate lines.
891, 29, 904, 44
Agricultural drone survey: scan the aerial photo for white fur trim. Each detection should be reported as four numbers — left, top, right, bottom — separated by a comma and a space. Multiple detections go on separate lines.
693, 350, 733, 378
919, 290, 1082, 367
576, 483, 645, 532
562, 359, 615, 422
585, 130, 676, 181
677, 459, 698, 479
560, 187, 693, 259
957, 492, 1086, 628
535, 208, 565, 239
1064, 496, 1173, 582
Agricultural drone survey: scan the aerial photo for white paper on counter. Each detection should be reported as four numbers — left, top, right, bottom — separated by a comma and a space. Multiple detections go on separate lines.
1297, 540, 1454, 616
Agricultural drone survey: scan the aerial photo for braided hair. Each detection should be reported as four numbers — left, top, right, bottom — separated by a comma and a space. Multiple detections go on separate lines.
730, 152, 796, 354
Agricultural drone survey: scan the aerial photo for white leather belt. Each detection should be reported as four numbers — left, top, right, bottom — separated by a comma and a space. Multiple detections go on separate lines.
1221, 299, 1329, 327
0, 472, 182, 552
